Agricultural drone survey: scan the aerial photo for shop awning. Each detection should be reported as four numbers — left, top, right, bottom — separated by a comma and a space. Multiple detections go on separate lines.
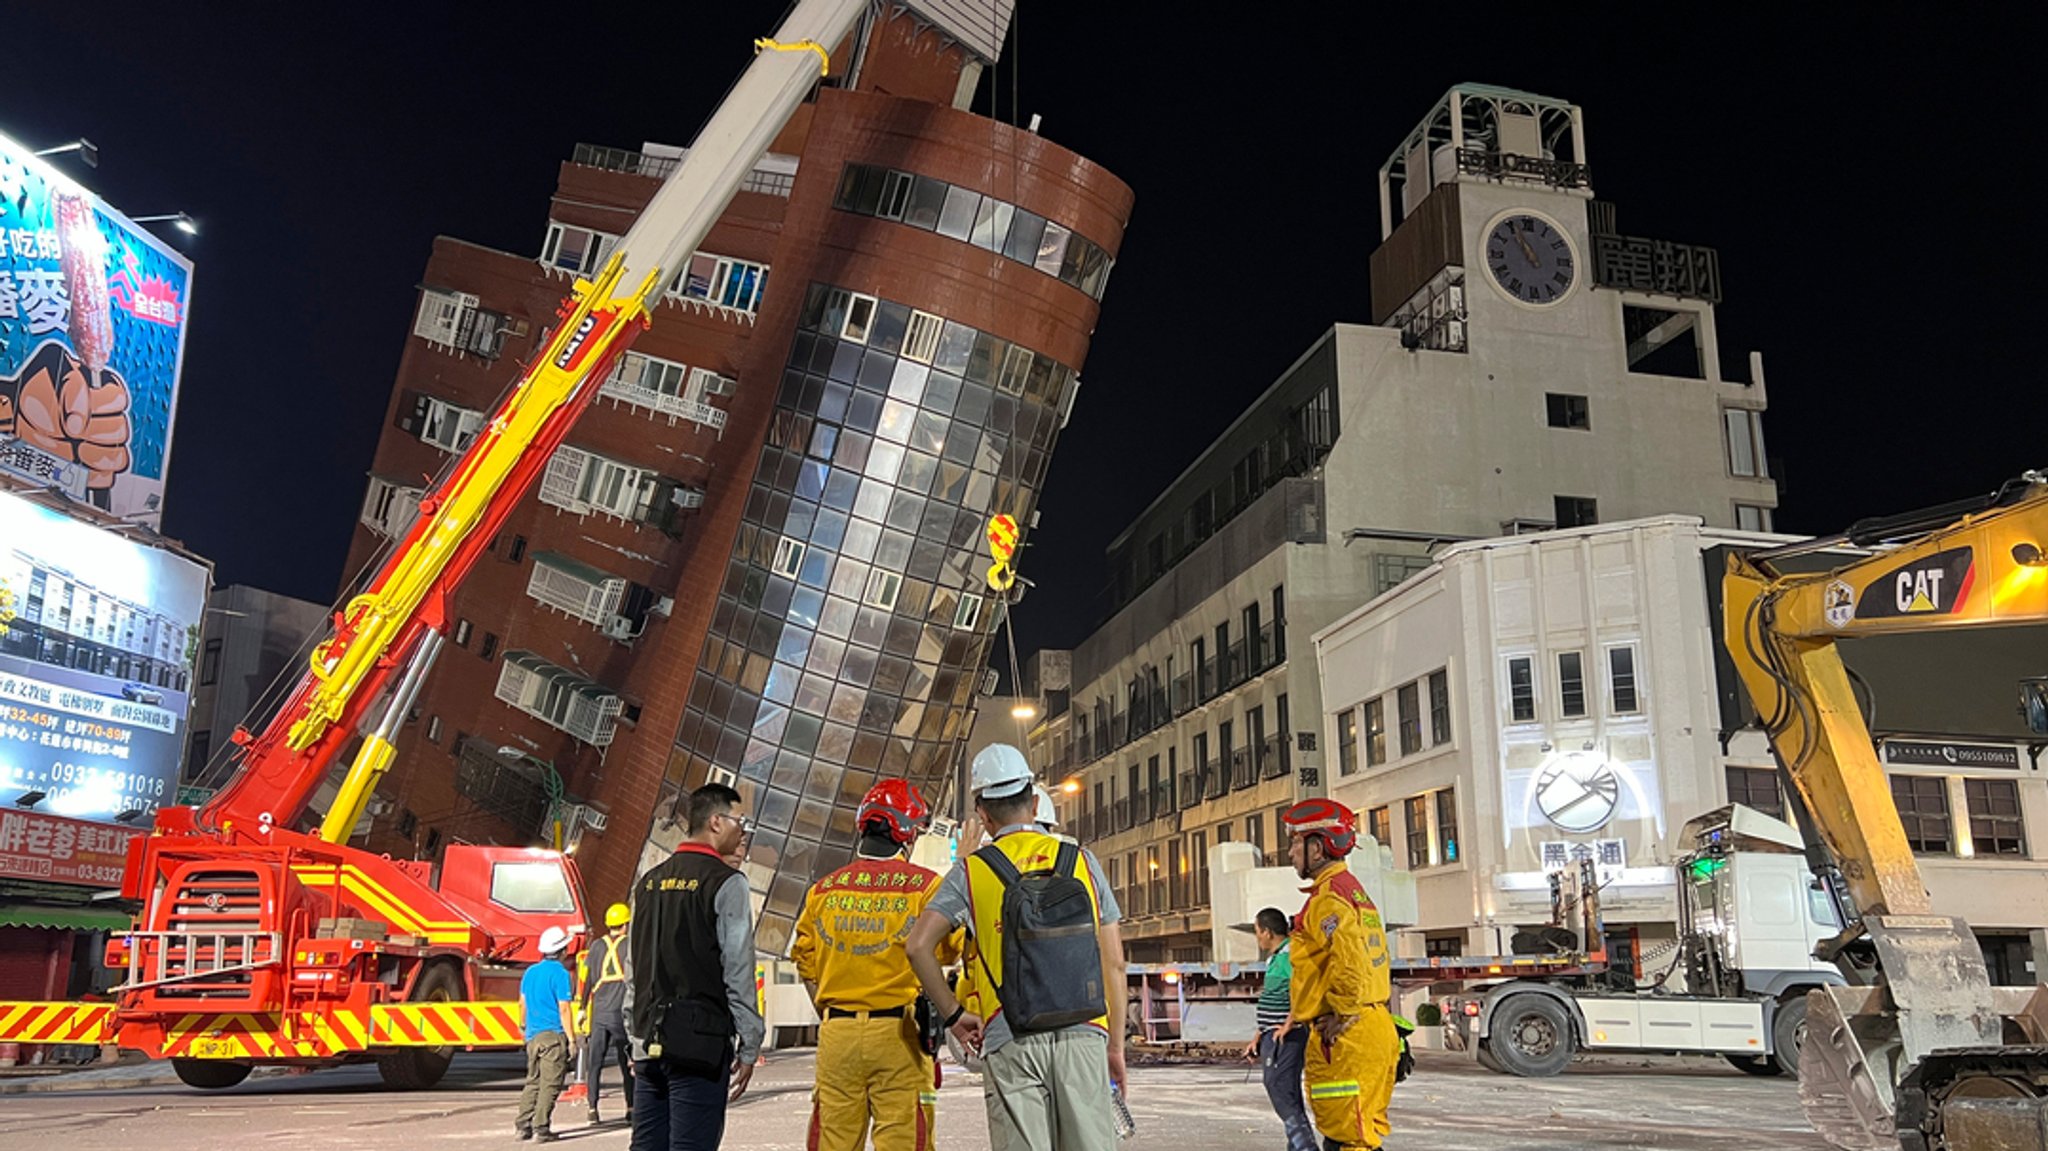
0, 904, 134, 931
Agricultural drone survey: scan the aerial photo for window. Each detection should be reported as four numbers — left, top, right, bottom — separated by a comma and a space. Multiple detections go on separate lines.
1404, 795, 1430, 870
1508, 656, 1536, 722
1559, 652, 1587, 718
360, 476, 424, 538
1246, 813, 1264, 859
1368, 806, 1392, 852
508, 535, 528, 563
1193, 830, 1210, 905
539, 445, 661, 522
840, 293, 878, 343
1725, 408, 1768, 478
865, 569, 902, 610
673, 251, 770, 315
1336, 707, 1359, 775
1428, 669, 1451, 745
1555, 495, 1599, 528
903, 310, 943, 363
480, 632, 500, 661
414, 394, 485, 452
200, 638, 222, 686
1397, 682, 1422, 755
1736, 503, 1774, 532
1435, 788, 1459, 863
954, 593, 983, 630
1891, 775, 1951, 854
541, 222, 618, 274
1425, 933, 1465, 959
877, 170, 914, 220
1966, 778, 2027, 856
454, 619, 473, 648
1608, 647, 1639, 713
189, 728, 212, 773
1546, 393, 1591, 429
1374, 552, 1432, 595
426, 715, 443, 744
424, 827, 443, 855
1726, 766, 1784, 819
490, 860, 578, 913
773, 537, 806, 578
1364, 697, 1387, 766
1272, 585, 1288, 661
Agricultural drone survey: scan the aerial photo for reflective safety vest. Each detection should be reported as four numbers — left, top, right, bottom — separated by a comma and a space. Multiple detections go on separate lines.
965, 828, 1108, 1032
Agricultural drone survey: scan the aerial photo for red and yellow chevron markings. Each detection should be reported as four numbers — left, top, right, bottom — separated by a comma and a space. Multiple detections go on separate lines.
0, 1001, 115, 1045
369, 1001, 523, 1046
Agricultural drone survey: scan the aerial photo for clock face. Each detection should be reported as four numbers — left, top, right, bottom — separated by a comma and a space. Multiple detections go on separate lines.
1484, 213, 1577, 306
1534, 754, 1620, 833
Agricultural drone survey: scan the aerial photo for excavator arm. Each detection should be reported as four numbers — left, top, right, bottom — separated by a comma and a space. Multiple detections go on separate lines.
1724, 473, 2048, 1151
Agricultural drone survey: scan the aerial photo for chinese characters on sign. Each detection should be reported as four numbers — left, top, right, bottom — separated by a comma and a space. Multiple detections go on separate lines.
0, 808, 141, 887
1590, 234, 1723, 303
1539, 838, 1629, 883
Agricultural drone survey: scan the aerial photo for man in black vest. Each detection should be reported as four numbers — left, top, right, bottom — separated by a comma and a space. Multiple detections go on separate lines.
625, 783, 762, 1151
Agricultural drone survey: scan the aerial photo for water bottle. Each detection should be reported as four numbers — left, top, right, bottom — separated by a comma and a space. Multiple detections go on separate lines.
1110, 1081, 1136, 1139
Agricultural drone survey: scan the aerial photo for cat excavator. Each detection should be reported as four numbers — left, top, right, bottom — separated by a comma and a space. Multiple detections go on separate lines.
1725, 471, 2048, 1151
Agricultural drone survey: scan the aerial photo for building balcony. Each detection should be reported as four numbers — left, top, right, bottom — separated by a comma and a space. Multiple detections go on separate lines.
1230, 747, 1255, 791
1258, 733, 1290, 780
598, 374, 730, 435
570, 142, 796, 198
494, 650, 622, 747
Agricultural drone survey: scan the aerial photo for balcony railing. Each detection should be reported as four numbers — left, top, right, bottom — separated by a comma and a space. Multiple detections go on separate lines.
1171, 673, 1194, 717
1148, 879, 1165, 914
1112, 798, 1130, 833
572, 142, 796, 198
1131, 791, 1152, 825
1199, 658, 1217, 702
1259, 733, 1290, 780
599, 375, 729, 433
1225, 640, 1247, 689
1178, 774, 1199, 811
1202, 758, 1228, 801
1230, 747, 1255, 791
1151, 784, 1174, 820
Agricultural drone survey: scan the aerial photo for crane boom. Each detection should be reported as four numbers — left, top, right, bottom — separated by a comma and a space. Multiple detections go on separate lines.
190, 0, 868, 842
1724, 473, 2048, 1151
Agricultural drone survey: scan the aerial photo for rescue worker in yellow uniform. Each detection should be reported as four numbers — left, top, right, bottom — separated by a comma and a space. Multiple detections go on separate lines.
790, 779, 956, 1151
1283, 798, 1399, 1151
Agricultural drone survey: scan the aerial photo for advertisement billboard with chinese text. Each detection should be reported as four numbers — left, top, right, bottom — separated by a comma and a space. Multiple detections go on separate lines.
0, 490, 208, 826
0, 129, 194, 527
0, 807, 140, 887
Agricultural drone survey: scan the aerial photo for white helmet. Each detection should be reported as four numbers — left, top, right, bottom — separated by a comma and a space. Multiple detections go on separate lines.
1034, 784, 1058, 829
970, 743, 1034, 800
538, 925, 571, 955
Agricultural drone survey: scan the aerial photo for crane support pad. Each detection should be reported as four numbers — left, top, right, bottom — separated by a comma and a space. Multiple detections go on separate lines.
0, 1001, 115, 1045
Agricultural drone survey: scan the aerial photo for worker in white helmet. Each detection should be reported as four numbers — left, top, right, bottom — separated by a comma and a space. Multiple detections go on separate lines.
516, 924, 577, 1142
907, 744, 1129, 1150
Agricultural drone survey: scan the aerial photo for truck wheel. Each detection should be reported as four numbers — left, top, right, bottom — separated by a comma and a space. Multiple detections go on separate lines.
1724, 1054, 1783, 1076
378, 963, 463, 1090
1486, 995, 1575, 1078
1770, 994, 1808, 1076
172, 1059, 252, 1090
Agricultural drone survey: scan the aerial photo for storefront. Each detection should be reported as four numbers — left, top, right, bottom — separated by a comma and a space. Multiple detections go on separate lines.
0, 809, 141, 1065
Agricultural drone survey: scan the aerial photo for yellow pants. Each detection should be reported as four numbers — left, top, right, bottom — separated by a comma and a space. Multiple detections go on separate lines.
1303, 1007, 1399, 1151
808, 1013, 936, 1151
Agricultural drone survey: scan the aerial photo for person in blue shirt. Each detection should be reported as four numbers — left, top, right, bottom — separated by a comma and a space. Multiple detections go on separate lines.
518, 925, 577, 1142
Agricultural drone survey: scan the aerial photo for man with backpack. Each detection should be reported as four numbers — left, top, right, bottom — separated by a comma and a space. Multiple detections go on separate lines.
790, 779, 956, 1151
907, 744, 1127, 1151
1282, 798, 1400, 1151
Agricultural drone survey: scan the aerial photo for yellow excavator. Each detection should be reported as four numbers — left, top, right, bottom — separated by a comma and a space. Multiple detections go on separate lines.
1725, 471, 2048, 1151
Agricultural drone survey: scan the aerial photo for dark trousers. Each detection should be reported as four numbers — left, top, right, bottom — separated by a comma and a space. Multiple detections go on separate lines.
630, 1055, 730, 1151
1261, 1028, 1318, 1151
587, 1018, 635, 1114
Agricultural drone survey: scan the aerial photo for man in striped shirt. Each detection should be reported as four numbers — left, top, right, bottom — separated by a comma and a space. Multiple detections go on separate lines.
1245, 907, 1316, 1151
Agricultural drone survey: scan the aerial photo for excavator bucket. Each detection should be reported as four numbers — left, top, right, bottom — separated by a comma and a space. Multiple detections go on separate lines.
1801, 978, 2048, 1150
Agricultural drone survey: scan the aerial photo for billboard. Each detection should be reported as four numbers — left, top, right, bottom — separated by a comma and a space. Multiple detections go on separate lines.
0, 130, 193, 527
0, 808, 141, 887
0, 490, 208, 829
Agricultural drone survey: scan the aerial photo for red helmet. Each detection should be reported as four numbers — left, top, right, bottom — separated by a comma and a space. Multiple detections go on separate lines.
857, 779, 930, 845
1283, 798, 1358, 858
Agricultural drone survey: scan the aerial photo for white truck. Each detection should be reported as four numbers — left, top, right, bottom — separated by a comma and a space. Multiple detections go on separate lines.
1441, 803, 1845, 1077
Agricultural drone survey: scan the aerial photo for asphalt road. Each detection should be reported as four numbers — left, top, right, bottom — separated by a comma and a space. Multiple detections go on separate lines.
0, 1049, 1831, 1150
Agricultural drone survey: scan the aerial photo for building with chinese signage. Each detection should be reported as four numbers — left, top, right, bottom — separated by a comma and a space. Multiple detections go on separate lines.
1046, 84, 1773, 963
332, 3, 1131, 954
1314, 515, 2048, 984
0, 129, 194, 530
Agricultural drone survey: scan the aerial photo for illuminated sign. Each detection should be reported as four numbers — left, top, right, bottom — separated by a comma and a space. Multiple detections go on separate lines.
0, 490, 207, 829
0, 131, 194, 528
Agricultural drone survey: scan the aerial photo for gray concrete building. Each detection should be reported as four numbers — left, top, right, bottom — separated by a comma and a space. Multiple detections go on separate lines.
184, 584, 328, 783
1056, 84, 1777, 961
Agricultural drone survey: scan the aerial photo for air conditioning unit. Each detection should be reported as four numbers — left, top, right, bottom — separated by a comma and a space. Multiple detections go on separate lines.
650, 596, 675, 618
670, 486, 706, 510
602, 617, 636, 641
981, 669, 1000, 696
705, 374, 737, 396
582, 806, 609, 832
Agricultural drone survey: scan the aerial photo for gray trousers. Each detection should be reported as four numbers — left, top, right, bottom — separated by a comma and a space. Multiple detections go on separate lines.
517, 1031, 570, 1134
982, 1029, 1117, 1151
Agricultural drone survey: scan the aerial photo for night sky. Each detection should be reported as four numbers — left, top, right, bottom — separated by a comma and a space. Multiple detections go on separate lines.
7, 6, 2039, 663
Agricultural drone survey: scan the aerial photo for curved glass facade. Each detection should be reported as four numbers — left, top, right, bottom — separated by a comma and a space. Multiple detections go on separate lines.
670, 281, 1077, 953
833, 163, 1115, 300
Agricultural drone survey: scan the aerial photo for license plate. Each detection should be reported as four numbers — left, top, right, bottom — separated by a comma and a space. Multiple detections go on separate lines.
188, 1037, 243, 1059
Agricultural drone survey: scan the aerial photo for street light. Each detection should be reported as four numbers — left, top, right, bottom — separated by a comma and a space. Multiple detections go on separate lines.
35, 138, 97, 168
132, 212, 199, 236
1010, 701, 1038, 720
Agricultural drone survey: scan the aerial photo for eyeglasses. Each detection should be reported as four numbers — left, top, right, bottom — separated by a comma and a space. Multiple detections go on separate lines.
716, 812, 756, 836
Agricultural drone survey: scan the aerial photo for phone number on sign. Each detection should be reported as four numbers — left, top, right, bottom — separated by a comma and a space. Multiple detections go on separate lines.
45, 762, 167, 797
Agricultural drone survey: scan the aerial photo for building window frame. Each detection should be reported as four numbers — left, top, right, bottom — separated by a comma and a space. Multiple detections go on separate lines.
1558, 651, 1588, 718
1607, 645, 1640, 714
1965, 777, 2027, 857
1434, 786, 1459, 865
1336, 707, 1359, 776
1427, 668, 1451, 745
1891, 773, 1952, 854
1396, 681, 1423, 756
1404, 795, 1430, 870
1364, 697, 1387, 767
1506, 654, 1538, 724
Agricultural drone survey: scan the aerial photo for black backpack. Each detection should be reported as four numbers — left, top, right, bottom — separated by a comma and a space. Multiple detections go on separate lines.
973, 840, 1106, 1032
